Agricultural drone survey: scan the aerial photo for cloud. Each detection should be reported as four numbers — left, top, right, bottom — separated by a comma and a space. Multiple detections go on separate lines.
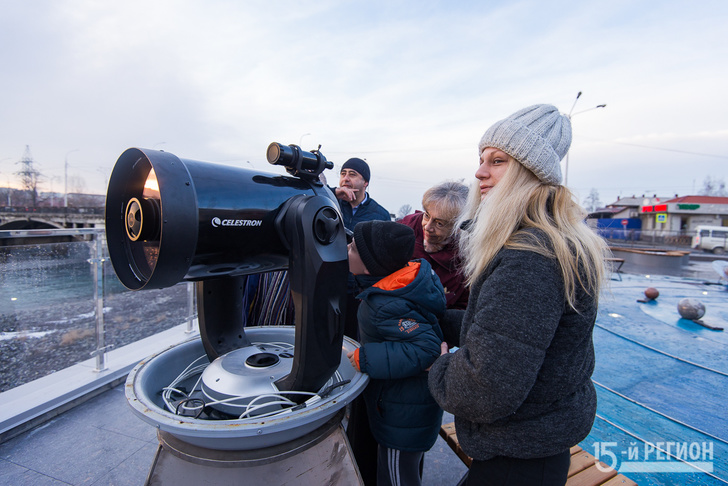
0, 0, 726, 213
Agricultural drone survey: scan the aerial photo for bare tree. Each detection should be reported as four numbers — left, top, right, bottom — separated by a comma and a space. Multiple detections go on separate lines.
397, 204, 413, 220
699, 176, 728, 196
69, 175, 87, 194
583, 188, 602, 213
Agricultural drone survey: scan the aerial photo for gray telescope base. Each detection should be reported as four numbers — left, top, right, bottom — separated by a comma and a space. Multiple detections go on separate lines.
144, 409, 363, 485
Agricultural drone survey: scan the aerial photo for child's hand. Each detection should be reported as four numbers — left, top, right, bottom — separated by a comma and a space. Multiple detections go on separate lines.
347, 350, 360, 371
426, 342, 449, 371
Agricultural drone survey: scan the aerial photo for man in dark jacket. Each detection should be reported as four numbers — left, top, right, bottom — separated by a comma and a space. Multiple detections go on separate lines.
332, 157, 391, 341
333, 157, 391, 230
346, 220, 445, 486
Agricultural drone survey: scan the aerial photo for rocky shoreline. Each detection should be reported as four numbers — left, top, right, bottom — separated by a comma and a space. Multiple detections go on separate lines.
0, 283, 190, 392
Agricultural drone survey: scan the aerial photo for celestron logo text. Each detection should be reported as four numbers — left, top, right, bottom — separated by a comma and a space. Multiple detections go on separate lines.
211, 217, 263, 228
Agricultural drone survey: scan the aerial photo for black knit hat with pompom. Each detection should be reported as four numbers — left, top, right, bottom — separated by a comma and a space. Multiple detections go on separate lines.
353, 220, 415, 276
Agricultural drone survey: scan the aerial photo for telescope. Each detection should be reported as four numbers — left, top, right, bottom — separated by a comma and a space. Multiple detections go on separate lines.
106, 141, 370, 434
106, 143, 348, 397
105, 144, 368, 483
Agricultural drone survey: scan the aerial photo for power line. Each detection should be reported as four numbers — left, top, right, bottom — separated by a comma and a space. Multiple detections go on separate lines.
579, 136, 728, 159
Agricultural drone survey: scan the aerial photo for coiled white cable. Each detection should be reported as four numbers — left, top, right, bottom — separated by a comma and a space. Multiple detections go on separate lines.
161, 346, 347, 421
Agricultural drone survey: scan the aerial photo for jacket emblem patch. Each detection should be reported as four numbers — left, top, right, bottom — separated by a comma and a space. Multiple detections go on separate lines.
398, 319, 420, 333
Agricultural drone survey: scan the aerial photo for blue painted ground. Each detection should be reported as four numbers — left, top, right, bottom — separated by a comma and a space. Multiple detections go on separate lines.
580, 273, 728, 485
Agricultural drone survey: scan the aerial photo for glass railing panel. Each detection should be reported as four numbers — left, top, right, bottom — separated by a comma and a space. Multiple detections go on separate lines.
0, 239, 97, 391
0, 229, 197, 393
102, 270, 192, 350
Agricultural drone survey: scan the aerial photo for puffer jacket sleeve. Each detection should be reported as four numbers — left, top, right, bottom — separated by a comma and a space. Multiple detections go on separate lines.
428, 248, 565, 423
359, 301, 443, 380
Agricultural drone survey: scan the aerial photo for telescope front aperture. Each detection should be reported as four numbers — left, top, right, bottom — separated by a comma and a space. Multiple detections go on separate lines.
106, 148, 198, 290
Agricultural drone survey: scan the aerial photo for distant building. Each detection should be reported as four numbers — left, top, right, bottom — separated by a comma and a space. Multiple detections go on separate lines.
589, 195, 674, 220
639, 195, 728, 233
588, 194, 728, 242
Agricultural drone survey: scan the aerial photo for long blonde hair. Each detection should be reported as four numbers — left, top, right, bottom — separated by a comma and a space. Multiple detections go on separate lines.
458, 158, 609, 309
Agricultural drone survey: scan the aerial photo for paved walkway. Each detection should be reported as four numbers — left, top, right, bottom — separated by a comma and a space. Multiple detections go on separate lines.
0, 382, 467, 485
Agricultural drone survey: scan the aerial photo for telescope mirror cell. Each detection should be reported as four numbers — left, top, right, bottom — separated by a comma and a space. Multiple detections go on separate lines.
124, 196, 161, 243
125, 199, 143, 241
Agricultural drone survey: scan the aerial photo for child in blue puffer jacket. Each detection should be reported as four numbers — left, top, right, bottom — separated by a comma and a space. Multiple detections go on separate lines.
346, 220, 446, 486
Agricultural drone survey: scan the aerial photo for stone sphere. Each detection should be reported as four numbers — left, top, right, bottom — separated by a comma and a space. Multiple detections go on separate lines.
644, 287, 659, 300
677, 298, 706, 320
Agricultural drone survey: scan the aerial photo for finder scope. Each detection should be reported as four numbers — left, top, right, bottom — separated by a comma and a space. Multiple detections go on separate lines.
266, 143, 332, 181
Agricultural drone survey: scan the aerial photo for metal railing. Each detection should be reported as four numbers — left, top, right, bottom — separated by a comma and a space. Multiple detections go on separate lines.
0, 206, 104, 214
598, 228, 695, 250
0, 228, 196, 392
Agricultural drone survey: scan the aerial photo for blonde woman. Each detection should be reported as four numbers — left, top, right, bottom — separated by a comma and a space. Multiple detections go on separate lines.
428, 104, 609, 486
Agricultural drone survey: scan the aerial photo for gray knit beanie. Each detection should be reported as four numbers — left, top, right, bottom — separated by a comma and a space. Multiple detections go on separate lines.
478, 104, 571, 185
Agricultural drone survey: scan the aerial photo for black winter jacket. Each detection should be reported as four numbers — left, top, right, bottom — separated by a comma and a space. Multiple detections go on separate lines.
338, 193, 390, 230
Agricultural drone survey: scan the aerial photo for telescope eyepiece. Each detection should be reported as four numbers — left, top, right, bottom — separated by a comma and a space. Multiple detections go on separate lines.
266, 142, 333, 181
266, 143, 284, 166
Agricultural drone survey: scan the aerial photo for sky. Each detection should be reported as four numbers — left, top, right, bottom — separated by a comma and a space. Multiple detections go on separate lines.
1, 0, 727, 215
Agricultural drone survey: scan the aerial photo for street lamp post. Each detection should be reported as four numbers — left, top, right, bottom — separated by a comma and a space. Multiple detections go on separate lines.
299, 133, 311, 147
64, 149, 79, 208
49, 176, 61, 207
0, 157, 11, 206
564, 92, 606, 187
97, 167, 110, 192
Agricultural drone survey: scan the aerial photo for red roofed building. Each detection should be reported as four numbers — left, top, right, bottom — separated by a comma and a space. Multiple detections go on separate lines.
639, 195, 728, 233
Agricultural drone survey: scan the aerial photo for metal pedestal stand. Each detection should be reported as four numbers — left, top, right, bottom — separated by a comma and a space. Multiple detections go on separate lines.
145, 409, 362, 485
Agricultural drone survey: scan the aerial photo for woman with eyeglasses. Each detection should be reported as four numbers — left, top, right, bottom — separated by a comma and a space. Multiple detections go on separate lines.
399, 181, 470, 310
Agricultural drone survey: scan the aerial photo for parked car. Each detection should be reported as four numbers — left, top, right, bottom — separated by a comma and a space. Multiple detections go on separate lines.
692, 225, 728, 254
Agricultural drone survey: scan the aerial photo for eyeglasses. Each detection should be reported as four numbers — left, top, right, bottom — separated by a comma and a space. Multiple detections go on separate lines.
422, 211, 452, 230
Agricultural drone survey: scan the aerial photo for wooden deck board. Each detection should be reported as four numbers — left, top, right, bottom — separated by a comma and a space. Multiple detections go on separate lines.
439, 423, 637, 485
439, 422, 472, 467
569, 447, 601, 477
601, 476, 638, 485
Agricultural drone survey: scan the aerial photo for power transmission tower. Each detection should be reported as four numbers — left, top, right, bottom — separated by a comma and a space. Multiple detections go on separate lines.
15, 145, 42, 207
